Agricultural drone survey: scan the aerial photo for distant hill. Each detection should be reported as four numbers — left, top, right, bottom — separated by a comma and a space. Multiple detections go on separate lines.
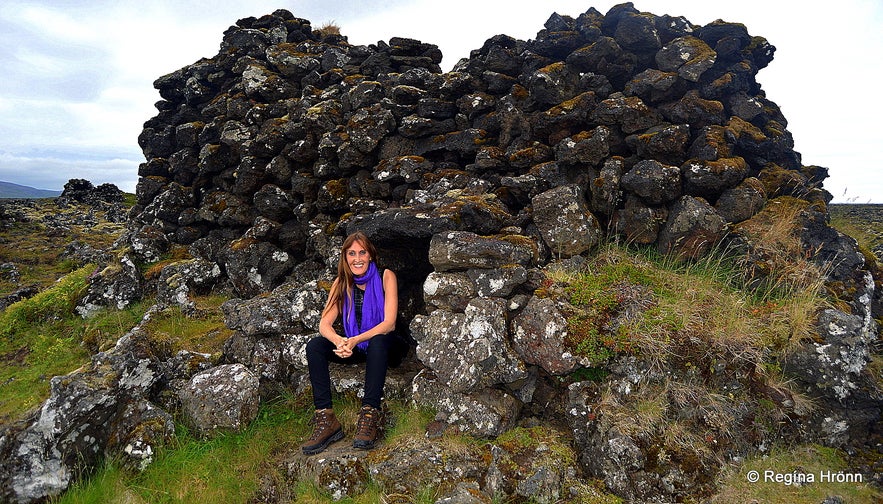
0, 181, 62, 199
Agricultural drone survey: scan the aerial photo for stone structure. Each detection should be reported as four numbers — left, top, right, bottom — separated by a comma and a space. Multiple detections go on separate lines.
129, 3, 828, 298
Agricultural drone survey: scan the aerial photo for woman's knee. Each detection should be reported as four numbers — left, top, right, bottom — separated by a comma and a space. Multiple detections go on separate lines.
306, 336, 333, 358
367, 332, 408, 361
368, 332, 398, 352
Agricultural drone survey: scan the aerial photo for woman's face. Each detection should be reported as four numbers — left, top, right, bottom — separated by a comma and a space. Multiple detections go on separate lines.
345, 240, 371, 276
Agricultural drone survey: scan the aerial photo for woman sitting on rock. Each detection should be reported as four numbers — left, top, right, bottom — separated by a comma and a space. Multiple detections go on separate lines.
302, 231, 409, 454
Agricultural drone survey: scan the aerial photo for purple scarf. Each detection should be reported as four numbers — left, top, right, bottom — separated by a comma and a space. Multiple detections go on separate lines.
343, 262, 384, 351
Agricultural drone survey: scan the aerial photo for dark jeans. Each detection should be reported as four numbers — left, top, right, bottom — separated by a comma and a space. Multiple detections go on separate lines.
305, 331, 409, 410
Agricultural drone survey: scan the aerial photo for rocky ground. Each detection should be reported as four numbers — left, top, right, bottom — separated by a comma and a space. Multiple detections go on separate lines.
830, 204, 883, 258
1, 191, 881, 503
0, 181, 128, 307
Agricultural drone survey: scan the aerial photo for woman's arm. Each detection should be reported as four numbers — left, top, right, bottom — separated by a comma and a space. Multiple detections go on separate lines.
341, 269, 398, 350
318, 278, 348, 348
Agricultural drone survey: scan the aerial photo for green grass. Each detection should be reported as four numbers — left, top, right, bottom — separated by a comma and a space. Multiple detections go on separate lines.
139, 295, 234, 355
52, 394, 443, 504
0, 265, 123, 421
557, 240, 826, 370
0, 271, 231, 424
0, 264, 94, 338
711, 445, 882, 503
54, 392, 311, 504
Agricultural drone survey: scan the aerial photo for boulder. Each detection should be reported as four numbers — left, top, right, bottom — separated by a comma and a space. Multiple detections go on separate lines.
105, 399, 175, 472
621, 159, 682, 205
179, 364, 260, 438
614, 195, 668, 244
222, 240, 293, 297
411, 370, 521, 437
428, 232, 536, 272
511, 296, 578, 375
784, 309, 875, 403
76, 253, 142, 318
367, 437, 487, 497
532, 185, 602, 258
656, 195, 727, 260
554, 126, 613, 167
156, 258, 223, 311
253, 184, 292, 221
130, 224, 171, 263
715, 176, 766, 223
624, 68, 685, 104
592, 94, 661, 134
655, 36, 716, 82
423, 271, 476, 312
286, 447, 369, 501
625, 123, 690, 165
411, 298, 527, 393
0, 328, 170, 504
681, 156, 749, 200
466, 265, 528, 298
221, 279, 326, 337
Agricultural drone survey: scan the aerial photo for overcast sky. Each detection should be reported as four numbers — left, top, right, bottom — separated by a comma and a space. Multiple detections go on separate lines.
0, 0, 880, 202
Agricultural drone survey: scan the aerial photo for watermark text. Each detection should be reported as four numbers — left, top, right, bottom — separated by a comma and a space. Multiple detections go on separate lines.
746, 469, 864, 485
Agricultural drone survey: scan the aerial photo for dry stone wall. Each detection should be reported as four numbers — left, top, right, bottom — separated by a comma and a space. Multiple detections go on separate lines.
130, 3, 831, 303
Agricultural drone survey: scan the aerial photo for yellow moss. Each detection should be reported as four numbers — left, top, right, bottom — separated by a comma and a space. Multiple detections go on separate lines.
473, 132, 490, 146
230, 237, 259, 252
763, 120, 786, 138
727, 116, 767, 142
324, 179, 349, 199
545, 92, 594, 117
511, 84, 529, 101
537, 61, 567, 74
684, 36, 715, 58
208, 196, 229, 213
421, 169, 469, 186
746, 35, 770, 51
498, 234, 540, 262
710, 72, 734, 89
756, 164, 803, 197
508, 144, 550, 164
343, 74, 367, 85
704, 157, 748, 175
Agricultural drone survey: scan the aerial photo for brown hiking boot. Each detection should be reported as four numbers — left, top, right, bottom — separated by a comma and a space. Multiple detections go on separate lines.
353, 405, 383, 450
301, 409, 343, 455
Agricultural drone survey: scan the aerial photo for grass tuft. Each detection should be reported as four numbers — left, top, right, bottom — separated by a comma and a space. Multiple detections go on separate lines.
0, 265, 94, 338
315, 21, 341, 38
711, 444, 882, 503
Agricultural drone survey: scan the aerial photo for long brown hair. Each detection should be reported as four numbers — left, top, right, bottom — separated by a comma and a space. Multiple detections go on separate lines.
321, 231, 378, 319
